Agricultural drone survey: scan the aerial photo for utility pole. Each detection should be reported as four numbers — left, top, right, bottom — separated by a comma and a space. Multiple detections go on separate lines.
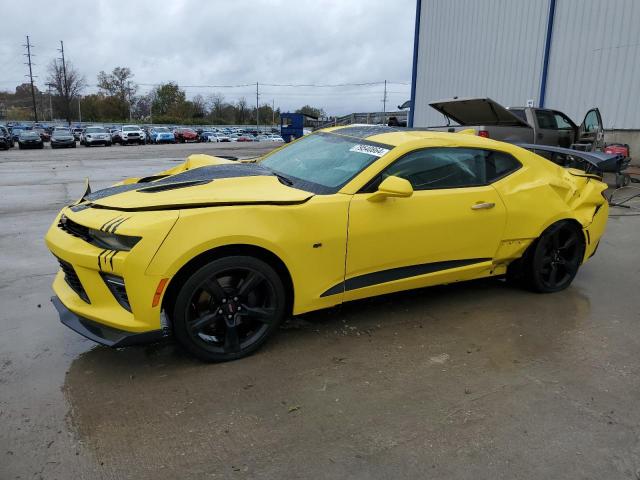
23, 35, 38, 122
46, 83, 53, 120
58, 40, 70, 124
127, 81, 133, 121
255, 82, 259, 132
382, 79, 388, 117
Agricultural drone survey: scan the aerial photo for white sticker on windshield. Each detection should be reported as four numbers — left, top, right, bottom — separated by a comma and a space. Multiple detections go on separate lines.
349, 144, 390, 157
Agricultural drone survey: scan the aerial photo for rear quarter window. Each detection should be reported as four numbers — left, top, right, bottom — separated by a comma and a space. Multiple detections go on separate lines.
486, 151, 521, 182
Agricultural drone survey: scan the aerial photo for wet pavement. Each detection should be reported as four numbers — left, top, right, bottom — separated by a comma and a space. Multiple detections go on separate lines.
1, 144, 640, 479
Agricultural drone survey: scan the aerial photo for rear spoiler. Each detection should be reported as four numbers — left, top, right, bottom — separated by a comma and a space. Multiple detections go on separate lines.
516, 143, 626, 174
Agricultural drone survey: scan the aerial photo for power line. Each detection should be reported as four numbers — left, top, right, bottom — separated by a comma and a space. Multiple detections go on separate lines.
23, 35, 38, 122
261, 81, 409, 88
116, 80, 410, 89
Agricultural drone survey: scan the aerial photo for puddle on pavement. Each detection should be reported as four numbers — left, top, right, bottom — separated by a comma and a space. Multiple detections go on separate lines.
61, 278, 592, 475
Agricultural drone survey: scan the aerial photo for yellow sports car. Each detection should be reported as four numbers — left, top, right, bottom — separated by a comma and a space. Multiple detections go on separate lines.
45, 126, 609, 361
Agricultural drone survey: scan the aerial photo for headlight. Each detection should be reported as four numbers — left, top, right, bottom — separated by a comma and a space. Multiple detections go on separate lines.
88, 228, 141, 251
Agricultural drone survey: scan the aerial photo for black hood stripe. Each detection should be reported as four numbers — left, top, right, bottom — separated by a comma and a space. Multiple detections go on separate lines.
85, 198, 312, 212
83, 163, 275, 203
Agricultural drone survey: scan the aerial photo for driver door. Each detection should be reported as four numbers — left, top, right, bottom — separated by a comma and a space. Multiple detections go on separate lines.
575, 108, 604, 151
343, 147, 513, 302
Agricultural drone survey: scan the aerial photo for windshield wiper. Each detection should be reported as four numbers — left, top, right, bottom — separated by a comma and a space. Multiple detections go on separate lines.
272, 172, 294, 186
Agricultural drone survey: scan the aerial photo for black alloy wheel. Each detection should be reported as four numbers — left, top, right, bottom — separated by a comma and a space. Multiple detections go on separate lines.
527, 221, 584, 293
173, 256, 286, 362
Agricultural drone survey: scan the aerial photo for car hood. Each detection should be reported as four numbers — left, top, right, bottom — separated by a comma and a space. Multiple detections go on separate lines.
76, 154, 313, 212
53, 135, 74, 140
429, 97, 531, 127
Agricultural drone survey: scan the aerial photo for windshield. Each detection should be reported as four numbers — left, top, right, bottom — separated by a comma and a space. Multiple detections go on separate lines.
86, 127, 107, 133
260, 132, 392, 194
155, 127, 169, 132
54, 128, 71, 134
123, 126, 138, 131
21, 131, 39, 138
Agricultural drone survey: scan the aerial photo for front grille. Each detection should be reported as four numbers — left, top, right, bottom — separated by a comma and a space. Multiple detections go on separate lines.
58, 258, 90, 303
58, 216, 93, 243
101, 274, 131, 311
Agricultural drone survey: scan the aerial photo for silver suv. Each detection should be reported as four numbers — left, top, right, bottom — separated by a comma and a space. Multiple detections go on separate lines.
80, 126, 112, 147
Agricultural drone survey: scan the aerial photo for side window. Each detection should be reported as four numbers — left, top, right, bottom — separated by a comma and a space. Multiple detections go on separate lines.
535, 110, 558, 129
485, 151, 521, 182
583, 110, 599, 132
509, 108, 527, 123
380, 148, 520, 191
553, 112, 574, 130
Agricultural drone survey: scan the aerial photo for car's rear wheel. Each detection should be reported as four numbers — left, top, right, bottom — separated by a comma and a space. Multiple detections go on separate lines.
172, 256, 287, 362
523, 221, 584, 293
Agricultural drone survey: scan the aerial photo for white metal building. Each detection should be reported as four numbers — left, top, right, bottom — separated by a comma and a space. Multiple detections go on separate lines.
409, 0, 640, 131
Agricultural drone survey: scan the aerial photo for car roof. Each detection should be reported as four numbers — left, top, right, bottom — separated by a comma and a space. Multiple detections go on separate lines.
322, 124, 519, 151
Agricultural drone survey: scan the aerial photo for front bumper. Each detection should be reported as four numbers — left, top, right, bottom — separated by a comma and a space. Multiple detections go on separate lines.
52, 139, 75, 146
51, 296, 167, 347
45, 208, 179, 338
86, 139, 110, 145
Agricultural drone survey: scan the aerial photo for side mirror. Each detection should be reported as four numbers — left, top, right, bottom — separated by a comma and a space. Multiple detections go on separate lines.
368, 175, 413, 202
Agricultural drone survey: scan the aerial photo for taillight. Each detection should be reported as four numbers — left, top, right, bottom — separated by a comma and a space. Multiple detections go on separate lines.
478, 130, 490, 138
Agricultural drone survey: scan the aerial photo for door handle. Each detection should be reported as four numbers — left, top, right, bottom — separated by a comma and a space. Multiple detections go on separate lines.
471, 202, 495, 210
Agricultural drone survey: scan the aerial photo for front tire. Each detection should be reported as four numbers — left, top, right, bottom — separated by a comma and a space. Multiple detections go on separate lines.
172, 256, 287, 362
521, 221, 585, 293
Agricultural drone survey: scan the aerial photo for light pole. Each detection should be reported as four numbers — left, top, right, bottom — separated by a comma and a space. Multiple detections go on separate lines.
46, 82, 54, 121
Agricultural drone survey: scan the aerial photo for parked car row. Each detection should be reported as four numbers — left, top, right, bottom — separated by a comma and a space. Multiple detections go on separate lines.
1, 123, 285, 151
0, 124, 284, 150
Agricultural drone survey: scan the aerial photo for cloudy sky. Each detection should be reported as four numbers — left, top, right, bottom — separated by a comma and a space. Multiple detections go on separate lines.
0, 0, 416, 115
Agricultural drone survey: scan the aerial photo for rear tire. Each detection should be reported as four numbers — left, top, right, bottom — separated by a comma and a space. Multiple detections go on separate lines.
517, 221, 585, 293
172, 256, 287, 362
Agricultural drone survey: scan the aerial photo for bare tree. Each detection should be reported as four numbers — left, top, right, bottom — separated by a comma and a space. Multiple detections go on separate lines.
47, 59, 86, 123
132, 94, 153, 120
208, 93, 225, 121
236, 97, 248, 124
191, 94, 207, 118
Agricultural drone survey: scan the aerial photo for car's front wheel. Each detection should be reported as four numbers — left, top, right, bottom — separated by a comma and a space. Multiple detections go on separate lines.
172, 256, 287, 362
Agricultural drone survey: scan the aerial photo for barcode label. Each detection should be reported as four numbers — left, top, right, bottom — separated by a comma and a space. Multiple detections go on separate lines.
349, 144, 390, 157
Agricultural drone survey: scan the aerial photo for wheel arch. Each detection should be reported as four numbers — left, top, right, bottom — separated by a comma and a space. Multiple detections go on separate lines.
161, 243, 295, 319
